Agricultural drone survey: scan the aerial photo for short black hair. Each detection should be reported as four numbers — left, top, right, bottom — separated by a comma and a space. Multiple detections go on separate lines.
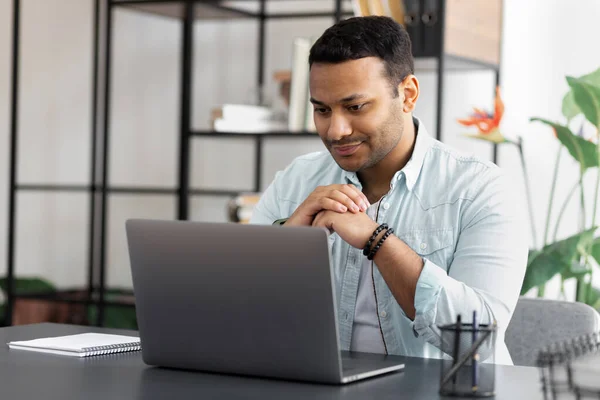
308, 16, 414, 97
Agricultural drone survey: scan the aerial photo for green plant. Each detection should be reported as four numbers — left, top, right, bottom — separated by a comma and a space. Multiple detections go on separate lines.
524, 66, 600, 306
0, 278, 137, 329
0, 277, 57, 324
458, 66, 600, 310
87, 304, 138, 330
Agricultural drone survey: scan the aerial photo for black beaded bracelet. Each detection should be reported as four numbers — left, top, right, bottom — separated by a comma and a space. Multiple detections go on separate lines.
363, 223, 388, 256
367, 227, 394, 260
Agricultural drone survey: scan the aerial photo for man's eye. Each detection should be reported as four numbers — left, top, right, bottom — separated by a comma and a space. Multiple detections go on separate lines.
315, 107, 329, 114
348, 104, 365, 111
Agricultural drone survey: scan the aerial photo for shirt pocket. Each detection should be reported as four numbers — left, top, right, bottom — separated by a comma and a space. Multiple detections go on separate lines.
398, 228, 454, 269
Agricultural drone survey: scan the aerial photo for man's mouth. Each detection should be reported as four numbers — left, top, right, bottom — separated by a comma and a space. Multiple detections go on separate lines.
332, 143, 362, 156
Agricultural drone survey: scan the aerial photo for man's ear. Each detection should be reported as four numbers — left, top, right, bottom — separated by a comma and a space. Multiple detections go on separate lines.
399, 75, 419, 113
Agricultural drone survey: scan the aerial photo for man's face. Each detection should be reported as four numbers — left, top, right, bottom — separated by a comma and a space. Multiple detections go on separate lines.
309, 57, 405, 172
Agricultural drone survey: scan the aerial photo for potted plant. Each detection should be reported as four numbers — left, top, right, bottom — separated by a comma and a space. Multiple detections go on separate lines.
458, 66, 600, 309
0, 277, 137, 329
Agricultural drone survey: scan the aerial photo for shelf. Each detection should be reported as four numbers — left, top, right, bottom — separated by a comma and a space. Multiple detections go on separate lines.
13, 185, 260, 197
114, 0, 257, 20
14, 185, 255, 197
191, 130, 320, 138
112, 1, 499, 71
16, 184, 93, 192
112, 0, 354, 20
107, 186, 178, 195
13, 288, 136, 308
190, 188, 249, 196
104, 186, 250, 197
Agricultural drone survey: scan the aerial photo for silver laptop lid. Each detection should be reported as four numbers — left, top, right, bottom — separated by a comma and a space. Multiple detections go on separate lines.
126, 219, 344, 383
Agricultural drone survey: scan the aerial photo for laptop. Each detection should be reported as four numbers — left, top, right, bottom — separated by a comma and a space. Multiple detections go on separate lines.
125, 219, 405, 384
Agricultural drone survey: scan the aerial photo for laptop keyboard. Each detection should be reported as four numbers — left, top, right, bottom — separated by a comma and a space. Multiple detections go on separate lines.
340, 352, 404, 378
342, 357, 362, 371
341, 356, 380, 376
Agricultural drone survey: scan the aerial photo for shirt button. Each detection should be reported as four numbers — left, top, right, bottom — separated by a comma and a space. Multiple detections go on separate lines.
379, 310, 387, 319
420, 243, 427, 250
344, 312, 349, 321
383, 203, 390, 210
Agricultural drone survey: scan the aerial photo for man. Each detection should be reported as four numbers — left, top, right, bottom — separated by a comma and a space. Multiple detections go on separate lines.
250, 16, 527, 365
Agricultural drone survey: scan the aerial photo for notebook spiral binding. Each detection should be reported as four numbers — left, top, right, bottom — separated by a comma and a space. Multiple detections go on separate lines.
536, 331, 600, 399
81, 342, 141, 357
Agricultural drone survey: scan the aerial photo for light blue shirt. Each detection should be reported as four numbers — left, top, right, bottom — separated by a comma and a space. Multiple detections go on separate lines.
350, 200, 387, 354
250, 118, 528, 365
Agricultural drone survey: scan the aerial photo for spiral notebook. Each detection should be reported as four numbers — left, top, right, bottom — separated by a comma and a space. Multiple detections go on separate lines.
537, 331, 600, 397
7, 333, 141, 357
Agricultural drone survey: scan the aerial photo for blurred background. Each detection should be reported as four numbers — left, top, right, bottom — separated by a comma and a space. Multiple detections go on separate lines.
1, 0, 599, 328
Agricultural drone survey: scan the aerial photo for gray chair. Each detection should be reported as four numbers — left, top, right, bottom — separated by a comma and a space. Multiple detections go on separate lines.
505, 297, 600, 366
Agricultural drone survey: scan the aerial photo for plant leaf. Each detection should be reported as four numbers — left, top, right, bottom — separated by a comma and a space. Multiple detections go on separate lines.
567, 76, 600, 127
563, 92, 578, 121
590, 287, 600, 310
0, 277, 56, 294
87, 305, 138, 330
590, 237, 600, 267
521, 228, 597, 294
583, 284, 600, 309
562, 67, 600, 120
530, 118, 598, 170
560, 260, 590, 280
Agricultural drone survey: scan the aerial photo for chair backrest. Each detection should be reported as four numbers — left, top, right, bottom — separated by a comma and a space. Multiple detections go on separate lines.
505, 297, 600, 366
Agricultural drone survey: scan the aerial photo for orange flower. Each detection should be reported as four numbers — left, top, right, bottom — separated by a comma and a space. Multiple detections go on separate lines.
457, 86, 504, 134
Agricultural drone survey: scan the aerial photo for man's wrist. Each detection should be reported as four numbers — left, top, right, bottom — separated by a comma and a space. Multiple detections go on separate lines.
363, 222, 393, 260
362, 222, 384, 252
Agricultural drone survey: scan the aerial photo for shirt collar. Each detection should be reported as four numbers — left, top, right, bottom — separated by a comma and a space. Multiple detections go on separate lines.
401, 116, 432, 191
343, 116, 432, 191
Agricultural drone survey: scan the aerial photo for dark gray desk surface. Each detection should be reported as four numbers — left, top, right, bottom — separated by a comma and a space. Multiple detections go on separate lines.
0, 323, 543, 400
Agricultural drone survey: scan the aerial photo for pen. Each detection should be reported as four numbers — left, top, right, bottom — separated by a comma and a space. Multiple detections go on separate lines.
441, 326, 493, 389
472, 310, 479, 393
452, 314, 461, 387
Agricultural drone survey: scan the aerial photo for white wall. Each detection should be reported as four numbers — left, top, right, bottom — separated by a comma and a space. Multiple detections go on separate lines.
499, 0, 600, 298
0, 0, 597, 294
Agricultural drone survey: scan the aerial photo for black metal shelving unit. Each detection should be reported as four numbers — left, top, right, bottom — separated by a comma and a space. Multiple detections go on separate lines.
4, 0, 500, 327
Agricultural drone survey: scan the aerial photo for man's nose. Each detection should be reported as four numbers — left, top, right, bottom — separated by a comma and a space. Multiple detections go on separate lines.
326, 112, 352, 142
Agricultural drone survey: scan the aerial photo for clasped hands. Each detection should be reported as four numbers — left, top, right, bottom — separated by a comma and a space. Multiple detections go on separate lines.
285, 184, 380, 249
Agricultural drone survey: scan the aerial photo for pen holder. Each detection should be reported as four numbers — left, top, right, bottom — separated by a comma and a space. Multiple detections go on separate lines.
438, 322, 497, 397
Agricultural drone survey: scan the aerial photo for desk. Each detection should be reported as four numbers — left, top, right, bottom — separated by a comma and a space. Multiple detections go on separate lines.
0, 323, 542, 399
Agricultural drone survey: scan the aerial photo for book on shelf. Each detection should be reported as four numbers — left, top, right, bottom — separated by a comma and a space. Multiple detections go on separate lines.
288, 37, 312, 133
303, 36, 319, 133
211, 104, 273, 122
213, 119, 287, 134
351, 0, 370, 17
352, 0, 502, 66
211, 104, 286, 133
351, 0, 405, 23
288, 36, 319, 133
387, 0, 406, 24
